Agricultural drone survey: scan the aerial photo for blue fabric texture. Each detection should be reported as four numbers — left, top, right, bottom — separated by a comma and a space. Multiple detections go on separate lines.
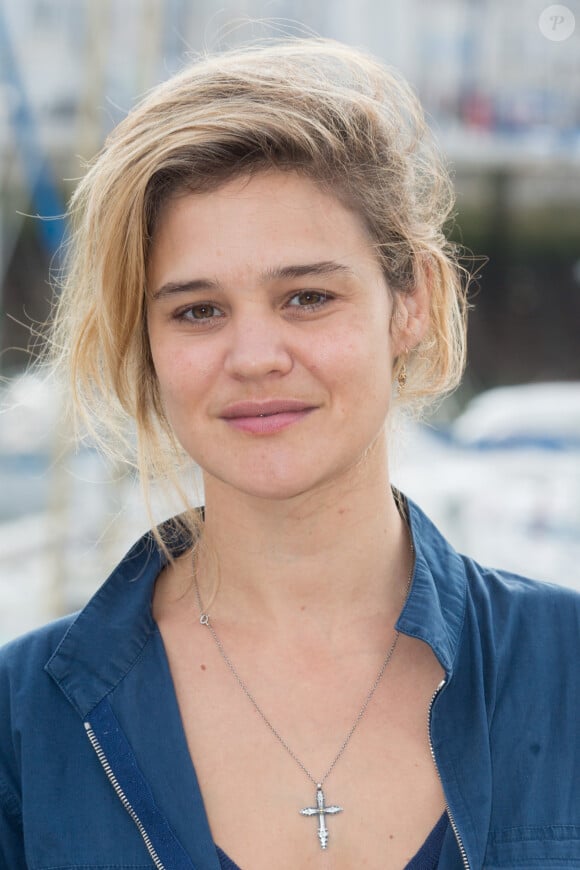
216, 844, 242, 870
405, 813, 448, 869
1, 498, 580, 868
86, 697, 197, 870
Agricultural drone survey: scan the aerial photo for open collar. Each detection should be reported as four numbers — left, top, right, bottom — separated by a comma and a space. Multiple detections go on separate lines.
45, 498, 467, 718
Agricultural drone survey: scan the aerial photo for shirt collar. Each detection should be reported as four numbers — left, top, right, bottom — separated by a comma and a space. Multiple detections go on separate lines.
398, 498, 467, 675
45, 530, 171, 717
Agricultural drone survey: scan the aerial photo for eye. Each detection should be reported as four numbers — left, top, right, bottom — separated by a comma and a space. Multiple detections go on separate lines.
286, 291, 329, 310
175, 303, 223, 323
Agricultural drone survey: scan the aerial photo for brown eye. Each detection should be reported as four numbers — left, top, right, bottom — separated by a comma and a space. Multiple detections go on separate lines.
190, 304, 217, 319
287, 291, 328, 308
298, 292, 323, 305
174, 303, 223, 325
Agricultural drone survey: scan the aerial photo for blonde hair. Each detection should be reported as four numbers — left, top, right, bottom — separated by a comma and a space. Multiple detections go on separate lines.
51, 37, 469, 545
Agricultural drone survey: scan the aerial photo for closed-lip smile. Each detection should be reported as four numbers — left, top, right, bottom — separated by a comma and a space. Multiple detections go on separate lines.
220, 399, 317, 434
220, 398, 316, 418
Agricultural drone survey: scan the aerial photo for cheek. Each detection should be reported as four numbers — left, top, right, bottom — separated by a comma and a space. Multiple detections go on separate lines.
345, 329, 394, 410
150, 345, 183, 401
308, 331, 392, 420
322, 320, 391, 380
149, 331, 212, 403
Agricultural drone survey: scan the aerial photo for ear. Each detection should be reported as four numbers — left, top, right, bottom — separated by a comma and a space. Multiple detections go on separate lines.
390, 259, 431, 356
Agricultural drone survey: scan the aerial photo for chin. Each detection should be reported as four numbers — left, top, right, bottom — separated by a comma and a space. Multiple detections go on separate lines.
199, 458, 335, 504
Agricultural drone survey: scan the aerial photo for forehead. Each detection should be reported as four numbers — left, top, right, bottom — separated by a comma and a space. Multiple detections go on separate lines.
147, 171, 379, 287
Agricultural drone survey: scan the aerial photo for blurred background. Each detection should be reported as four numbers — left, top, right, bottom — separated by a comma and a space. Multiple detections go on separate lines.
1, 0, 579, 642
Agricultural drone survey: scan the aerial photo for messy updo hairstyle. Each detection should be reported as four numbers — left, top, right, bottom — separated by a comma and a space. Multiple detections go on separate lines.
51, 37, 469, 544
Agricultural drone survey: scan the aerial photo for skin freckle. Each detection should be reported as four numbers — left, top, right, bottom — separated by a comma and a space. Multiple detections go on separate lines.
200, 663, 207, 671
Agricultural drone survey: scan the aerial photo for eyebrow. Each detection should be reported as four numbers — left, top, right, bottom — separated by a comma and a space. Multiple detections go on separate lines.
150, 260, 354, 300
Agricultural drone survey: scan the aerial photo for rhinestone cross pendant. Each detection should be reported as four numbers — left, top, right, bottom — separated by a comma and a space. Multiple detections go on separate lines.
300, 784, 343, 849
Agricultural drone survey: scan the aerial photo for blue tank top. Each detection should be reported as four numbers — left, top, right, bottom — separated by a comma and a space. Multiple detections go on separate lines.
215, 812, 448, 869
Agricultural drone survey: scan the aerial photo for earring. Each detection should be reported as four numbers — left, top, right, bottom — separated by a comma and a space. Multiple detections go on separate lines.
397, 364, 407, 392
397, 348, 409, 393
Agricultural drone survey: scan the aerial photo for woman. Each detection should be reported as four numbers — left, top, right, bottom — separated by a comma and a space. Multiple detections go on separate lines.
1, 39, 579, 870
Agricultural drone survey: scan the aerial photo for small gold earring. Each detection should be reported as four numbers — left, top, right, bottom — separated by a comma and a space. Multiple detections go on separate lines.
397, 364, 407, 392
397, 348, 409, 393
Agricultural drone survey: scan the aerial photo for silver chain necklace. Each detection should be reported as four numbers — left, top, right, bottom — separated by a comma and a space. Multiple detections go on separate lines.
193, 539, 413, 851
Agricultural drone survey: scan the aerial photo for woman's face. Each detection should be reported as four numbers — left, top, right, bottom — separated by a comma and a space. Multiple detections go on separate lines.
146, 170, 403, 502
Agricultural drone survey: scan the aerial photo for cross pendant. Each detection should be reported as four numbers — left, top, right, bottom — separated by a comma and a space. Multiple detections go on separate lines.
300, 784, 343, 850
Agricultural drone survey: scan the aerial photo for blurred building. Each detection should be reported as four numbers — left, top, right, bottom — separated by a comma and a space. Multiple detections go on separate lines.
2, 0, 579, 172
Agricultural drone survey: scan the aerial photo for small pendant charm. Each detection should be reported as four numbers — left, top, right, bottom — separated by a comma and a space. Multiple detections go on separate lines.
300, 784, 343, 850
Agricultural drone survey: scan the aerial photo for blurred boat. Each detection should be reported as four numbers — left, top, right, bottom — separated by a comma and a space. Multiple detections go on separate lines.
393, 383, 580, 590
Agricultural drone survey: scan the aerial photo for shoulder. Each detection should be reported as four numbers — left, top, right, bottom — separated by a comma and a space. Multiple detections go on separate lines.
0, 613, 77, 667
462, 553, 580, 622
410, 493, 580, 628
459, 555, 580, 681
0, 614, 77, 703
0, 518, 180, 693
405, 496, 580, 678
0, 616, 78, 816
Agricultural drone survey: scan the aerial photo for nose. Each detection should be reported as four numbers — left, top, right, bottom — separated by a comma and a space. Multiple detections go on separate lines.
223, 310, 294, 381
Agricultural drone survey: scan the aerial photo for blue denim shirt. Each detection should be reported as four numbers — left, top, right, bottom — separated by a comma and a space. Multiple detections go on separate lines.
1, 498, 580, 869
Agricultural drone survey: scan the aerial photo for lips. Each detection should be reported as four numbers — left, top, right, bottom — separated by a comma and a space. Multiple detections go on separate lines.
220, 399, 317, 434
220, 399, 316, 419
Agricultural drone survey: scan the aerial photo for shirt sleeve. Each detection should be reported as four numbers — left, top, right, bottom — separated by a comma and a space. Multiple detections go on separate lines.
0, 777, 26, 868
0, 641, 27, 868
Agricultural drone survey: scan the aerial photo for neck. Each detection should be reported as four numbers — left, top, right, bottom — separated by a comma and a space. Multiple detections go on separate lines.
194, 437, 412, 643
